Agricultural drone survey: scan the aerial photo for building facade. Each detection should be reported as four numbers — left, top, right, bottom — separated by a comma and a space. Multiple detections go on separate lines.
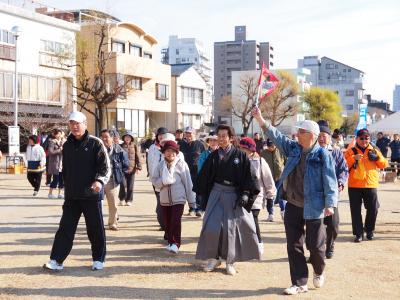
393, 84, 400, 112
298, 55, 365, 117
76, 15, 171, 137
167, 64, 209, 131
214, 26, 274, 123
0, 2, 78, 138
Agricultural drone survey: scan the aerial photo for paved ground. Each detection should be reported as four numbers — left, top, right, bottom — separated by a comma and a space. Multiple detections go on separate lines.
0, 169, 399, 300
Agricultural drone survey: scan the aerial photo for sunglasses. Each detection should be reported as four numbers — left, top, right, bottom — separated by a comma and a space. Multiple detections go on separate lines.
359, 137, 370, 141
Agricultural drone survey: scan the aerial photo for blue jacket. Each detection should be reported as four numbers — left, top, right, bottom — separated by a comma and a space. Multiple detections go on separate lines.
197, 149, 212, 174
328, 146, 349, 187
110, 144, 130, 185
263, 125, 338, 219
389, 140, 400, 160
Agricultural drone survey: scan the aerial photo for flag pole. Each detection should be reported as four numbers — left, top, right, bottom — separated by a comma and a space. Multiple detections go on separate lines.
255, 84, 261, 108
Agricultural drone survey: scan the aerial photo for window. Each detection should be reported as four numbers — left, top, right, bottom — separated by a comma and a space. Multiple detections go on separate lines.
112, 40, 125, 53
335, 64, 338, 69
346, 105, 354, 110
5, 73, 13, 98
345, 90, 354, 96
30, 76, 37, 101
144, 52, 152, 59
1, 30, 15, 45
156, 83, 169, 100
181, 87, 203, 105
348, 69, 351, 72
176, 49, 179, 55
126, 77, 142, 90
0, 72, 4, 97
325, 63, 334, 69
129, 44, 142, 57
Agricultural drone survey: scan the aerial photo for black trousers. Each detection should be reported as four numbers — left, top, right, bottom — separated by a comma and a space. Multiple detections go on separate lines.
252, 209, 262, 243
284, 202, 326, 286
50, 199, 106, 264
119, 172, 135, 202
153, 186, 165, 230
45, 156, 52, 185
348, 188, 379, 236
323, 206, 339, 251
27, 172, 43, 191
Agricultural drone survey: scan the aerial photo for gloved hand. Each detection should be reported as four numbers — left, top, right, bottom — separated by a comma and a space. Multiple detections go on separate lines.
238, 192, 250, 208
368, 150, 379, 161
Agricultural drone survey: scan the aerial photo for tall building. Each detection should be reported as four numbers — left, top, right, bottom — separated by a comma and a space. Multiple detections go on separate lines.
393, 84, 400, 112
214, 25, 274, 123
298, 55, 364, 116
0, 2, 78, 144
161, 35, 212, 123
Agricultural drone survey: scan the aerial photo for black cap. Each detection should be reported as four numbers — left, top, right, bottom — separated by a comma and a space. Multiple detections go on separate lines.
266, 138, 274, 147
317, 120, 331, 135
156, 127, 168, 136
356, 128, 370, 137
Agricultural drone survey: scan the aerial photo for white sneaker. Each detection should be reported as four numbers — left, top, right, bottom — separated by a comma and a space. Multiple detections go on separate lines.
109, 224, 118, 231
119, 201, 125, 206
92, 261, 104, 270
280, 211, 285, 221
126, 202, 132, 206
169, 243, 179, 254
33, 191, 38, 196
43, 259, 63, 271
166, 244, 171, 251
48, 194, 57, 199
58, 194, 64, 199
258, 242, 264, 256
313, 272, 325, 288
226, 263, 236, 275
203, 258, 221, 272
283, 285, 308, 295
267, 214, 274, 222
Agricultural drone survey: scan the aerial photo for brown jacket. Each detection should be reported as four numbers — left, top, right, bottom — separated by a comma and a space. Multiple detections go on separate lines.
122, 142, 141, 173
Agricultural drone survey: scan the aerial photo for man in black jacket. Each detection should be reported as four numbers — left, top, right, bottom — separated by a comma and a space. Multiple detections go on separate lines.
43, 111, 110, 271
376, 132, 390, 158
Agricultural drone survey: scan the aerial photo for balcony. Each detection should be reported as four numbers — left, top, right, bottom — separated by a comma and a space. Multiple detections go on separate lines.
0, 44, 16, 61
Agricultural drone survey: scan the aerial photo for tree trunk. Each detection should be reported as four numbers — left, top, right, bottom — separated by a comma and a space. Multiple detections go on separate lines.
97, 104, 108, 132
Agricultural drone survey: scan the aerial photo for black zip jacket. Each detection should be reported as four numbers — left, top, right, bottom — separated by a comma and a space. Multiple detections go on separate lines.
62, 131, 110, 201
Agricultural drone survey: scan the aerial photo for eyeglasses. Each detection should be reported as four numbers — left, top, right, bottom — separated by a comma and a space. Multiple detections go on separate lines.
359, 137, 370, 141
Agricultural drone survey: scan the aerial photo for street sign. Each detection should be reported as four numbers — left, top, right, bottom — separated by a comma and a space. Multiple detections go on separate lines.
8, 126, 20, 155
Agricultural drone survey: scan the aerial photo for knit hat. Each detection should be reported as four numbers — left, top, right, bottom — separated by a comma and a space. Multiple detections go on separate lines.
161, 140, 180, 153
159, 133, 176, 146
239, 137, 257, 152
317, 120, 331, 135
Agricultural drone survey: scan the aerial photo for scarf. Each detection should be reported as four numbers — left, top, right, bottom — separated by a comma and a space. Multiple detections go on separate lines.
161, 157, 179, 185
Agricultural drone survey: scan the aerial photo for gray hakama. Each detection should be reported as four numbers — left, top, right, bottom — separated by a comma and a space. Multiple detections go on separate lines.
196, 183, 260, 263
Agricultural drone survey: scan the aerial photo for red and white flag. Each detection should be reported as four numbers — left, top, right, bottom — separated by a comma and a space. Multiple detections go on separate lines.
257, 62, 279, 102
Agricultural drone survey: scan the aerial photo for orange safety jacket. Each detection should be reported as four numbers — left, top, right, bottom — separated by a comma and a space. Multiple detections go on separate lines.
345, 143, 388, 188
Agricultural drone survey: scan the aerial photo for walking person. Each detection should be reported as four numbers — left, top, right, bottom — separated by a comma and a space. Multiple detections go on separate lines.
252, 107, 338, 295
48, 129, 65, 199
100, 129, 129, 231
26, 135, 46, 196
239, 137, 276, 256
389, 134, 400, 176
317, 120, 349, 259
151, 140, 196, 254
260, 138, 286, 221
148, 127, 170, 231
345, 128, 388, 242
119, 130, 142, 206
41, 131, 53, 186
194, 124, 260, 276
43, 111, 110, 271
180, 126, 205, 217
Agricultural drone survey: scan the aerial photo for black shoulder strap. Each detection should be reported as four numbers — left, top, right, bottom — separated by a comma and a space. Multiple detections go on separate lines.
259, 157, 266, 191
351, 147, 358, 155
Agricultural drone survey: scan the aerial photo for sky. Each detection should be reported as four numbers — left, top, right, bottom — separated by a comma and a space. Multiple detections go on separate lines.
43, 0, 400, 106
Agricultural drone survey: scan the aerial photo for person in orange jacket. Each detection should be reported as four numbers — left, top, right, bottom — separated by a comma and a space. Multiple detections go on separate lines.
345, 128, 388, 242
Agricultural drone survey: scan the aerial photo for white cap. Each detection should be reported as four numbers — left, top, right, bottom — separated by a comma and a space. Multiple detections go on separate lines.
295, 120, 320, 136
159, 133, 176, 146
68, 111, 87, 123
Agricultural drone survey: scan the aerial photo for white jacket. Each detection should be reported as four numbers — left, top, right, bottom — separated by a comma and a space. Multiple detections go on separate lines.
250, 156, 277, 210
25, 144, 46, 170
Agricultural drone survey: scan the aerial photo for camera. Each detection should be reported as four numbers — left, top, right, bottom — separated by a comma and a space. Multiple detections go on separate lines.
368, 149, 379, 161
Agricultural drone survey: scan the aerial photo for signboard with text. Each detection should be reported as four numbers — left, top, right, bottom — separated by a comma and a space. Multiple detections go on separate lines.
8, 126, 20, 155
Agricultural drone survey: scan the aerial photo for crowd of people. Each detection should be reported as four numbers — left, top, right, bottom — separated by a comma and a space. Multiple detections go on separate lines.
25, 109, 389, 296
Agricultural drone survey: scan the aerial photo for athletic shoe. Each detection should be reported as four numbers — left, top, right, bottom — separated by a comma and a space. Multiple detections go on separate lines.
166, 244, 171, 251
267, 214, 274, 222
58, 194, 64, 199
126, 202, 132, 206
283, 285, 308, 295
366, 231, 374, 240
33, 191, 38, 196
258, 242, 264, 256
195, 211, 202, 217
92, 261, 104, 271
188, 209, 195, 216
226, 263, 236, 275
354, 235, 362, 243
280, 211, 285, 221
109, 224, 118, 231
313, 272, 325, 288
43, 260, 63, 271
119, 201, 125, 206
169, 244, 179, 254
48, 194, 57, 199
203, 259, 221, 272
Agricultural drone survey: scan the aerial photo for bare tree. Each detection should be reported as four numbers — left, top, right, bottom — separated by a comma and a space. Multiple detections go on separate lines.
219, 75, 258, 135
260, 70, 300, 126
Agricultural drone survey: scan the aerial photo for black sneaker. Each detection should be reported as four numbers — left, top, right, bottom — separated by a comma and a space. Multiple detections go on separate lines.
366, 232, 374, 240
354, 235, 362, 243
326, 251, 334, 259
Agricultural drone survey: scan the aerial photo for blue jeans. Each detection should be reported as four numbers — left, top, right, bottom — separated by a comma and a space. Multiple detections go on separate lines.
279, 199, 287, 211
